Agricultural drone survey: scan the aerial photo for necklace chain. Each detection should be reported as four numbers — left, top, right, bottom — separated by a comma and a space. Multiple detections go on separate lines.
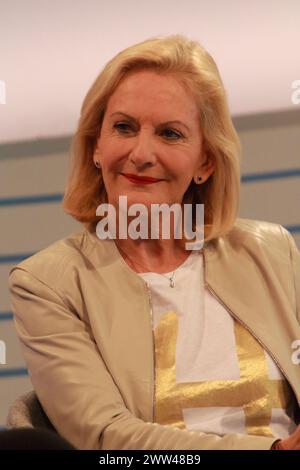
116, 244, 177, 287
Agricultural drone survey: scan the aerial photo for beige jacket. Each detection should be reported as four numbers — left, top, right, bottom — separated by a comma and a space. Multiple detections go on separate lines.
8, 217, 300, 450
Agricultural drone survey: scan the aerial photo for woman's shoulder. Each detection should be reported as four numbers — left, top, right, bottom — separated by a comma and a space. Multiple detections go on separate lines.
8, 228, 97, 288
219, 217, 298, 266
209, 216, 296, 263
233, 216, 283, 236
228, 217, 291, 246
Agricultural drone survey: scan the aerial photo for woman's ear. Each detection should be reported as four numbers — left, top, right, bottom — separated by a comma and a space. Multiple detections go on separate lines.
93, 137, 102, 166
196, 153, 215, 183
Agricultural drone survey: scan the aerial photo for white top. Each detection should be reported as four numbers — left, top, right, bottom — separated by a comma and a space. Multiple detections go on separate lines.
138, 250, 297, 439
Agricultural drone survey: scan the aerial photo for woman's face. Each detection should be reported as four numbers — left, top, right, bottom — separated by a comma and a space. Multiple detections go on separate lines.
94, 69, 215, 210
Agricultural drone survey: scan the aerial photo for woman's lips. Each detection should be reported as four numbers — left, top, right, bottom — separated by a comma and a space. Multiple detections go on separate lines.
122, 173, 163, 184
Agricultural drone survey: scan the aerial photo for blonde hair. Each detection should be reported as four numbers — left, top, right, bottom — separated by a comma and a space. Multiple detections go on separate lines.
62, 34, 241, 243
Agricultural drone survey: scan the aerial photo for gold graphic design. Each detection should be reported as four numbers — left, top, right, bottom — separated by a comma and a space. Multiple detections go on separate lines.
154, 311, 291, 436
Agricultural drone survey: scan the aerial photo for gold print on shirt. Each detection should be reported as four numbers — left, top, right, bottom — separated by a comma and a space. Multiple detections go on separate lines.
154, 311, 291, 436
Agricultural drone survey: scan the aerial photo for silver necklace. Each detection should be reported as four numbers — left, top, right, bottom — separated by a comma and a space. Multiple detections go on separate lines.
116, 245, 177, 288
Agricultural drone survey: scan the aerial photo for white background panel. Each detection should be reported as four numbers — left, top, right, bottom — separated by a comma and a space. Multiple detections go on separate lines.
1, 0, 300, 144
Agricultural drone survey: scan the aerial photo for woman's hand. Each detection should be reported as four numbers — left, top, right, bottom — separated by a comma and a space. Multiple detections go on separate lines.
276, 424, 300, 450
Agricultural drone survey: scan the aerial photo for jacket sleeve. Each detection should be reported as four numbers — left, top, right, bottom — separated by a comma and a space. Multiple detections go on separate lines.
8, 267, 279, 451
280, 226, 300, 324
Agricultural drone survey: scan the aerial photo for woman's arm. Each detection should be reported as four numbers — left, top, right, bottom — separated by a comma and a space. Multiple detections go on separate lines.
8, 267, 279, 450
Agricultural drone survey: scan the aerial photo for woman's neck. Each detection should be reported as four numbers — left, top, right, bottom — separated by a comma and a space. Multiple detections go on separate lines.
114, 237, 191, 274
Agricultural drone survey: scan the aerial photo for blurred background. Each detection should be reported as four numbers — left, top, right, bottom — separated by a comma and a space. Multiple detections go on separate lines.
0, 0, 299, 429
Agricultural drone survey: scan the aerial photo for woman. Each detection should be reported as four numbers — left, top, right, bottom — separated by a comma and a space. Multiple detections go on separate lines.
8, 34, 300, 450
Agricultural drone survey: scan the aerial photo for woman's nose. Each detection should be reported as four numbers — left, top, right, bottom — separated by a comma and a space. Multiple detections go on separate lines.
129, 131, 157, 168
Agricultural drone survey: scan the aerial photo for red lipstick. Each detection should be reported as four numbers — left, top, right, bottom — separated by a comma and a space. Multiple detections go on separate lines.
122, 173, 163, 184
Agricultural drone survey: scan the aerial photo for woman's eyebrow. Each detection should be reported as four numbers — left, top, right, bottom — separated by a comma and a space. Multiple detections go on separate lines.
110, 111, 190, 132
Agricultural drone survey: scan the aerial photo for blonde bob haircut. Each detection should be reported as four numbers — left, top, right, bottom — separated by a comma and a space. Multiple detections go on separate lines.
62, 34, 242, 243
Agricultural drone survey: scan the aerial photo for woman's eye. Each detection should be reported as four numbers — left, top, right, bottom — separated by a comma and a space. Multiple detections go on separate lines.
162, 128, 182, 139
113, 123, 182, 139
114, 123, 131, 132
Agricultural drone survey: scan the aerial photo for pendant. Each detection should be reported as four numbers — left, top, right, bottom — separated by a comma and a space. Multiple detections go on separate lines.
169, 279, 175, 288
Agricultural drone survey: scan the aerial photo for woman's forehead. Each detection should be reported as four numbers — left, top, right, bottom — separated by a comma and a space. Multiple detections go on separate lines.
105, 72, 199, 124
